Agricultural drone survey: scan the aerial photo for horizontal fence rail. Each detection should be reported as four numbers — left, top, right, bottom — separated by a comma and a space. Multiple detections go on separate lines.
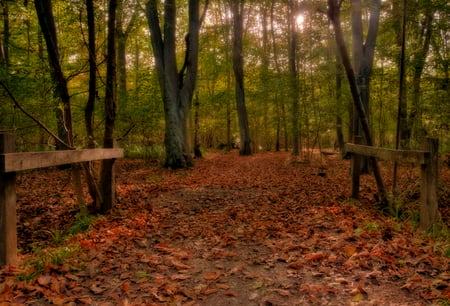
0, 133, 124, 266
344, 137, 439, 232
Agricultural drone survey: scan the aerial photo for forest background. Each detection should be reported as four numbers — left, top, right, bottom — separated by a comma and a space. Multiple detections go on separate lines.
0, 0, 449, 163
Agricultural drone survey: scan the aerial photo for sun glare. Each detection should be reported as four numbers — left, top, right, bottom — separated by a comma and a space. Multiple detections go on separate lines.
296, 14, 305, 29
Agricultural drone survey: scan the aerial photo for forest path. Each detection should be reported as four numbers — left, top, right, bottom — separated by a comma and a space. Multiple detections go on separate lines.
1, 151, 449, 305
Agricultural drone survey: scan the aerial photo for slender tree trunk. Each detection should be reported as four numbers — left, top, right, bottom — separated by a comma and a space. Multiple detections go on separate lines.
351, 0, 380, 172
34, 0, 73, 150
270, 1, 288, 152
328, 0, 388, 206
116, 0, 137, 107
35, 0, 86, 211
409, 10, 433, 143
84, 0, 102, 209
100, 0, 118, 213
288, 0, 300, 157
0, 1, 9, 67
231, 0, 251, 155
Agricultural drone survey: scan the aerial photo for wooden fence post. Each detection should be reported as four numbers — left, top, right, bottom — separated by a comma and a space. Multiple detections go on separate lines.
351, 136, 363, 199
0, 133, 17, 266
420, 137, 439, 231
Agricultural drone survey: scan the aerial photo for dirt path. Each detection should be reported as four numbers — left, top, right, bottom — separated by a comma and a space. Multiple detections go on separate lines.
1, 151, 449, 305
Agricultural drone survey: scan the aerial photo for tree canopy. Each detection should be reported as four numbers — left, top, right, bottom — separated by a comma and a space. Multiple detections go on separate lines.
0, 0, 448, 159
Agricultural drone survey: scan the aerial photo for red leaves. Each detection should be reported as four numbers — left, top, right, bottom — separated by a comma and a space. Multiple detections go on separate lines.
3, 152, 449, 304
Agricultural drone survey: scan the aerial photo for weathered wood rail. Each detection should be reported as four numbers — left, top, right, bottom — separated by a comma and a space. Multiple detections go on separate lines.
345, 137, 439, 232
0, 133, 124, 266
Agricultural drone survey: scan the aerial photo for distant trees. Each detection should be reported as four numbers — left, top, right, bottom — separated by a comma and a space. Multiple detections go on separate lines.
0, 0, 447, 167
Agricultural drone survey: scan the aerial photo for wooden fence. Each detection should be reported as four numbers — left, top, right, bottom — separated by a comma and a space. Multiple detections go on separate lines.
345, 137, 439, 232
0, 133, 124, 266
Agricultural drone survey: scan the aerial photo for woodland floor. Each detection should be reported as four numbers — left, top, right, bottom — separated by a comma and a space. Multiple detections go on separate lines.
0, 150, 449, 305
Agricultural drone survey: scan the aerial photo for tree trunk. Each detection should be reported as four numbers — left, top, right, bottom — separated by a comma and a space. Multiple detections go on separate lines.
0, 1, 9, 67
288, 0, 300, 157
84, 0, 102, 210
328, 0, 388, 206
270, 1, 288, 152
231, 0, 251, 156
351, 0, 380, 172
116, 0, 137, 107
146, 0, 206, 168
409, 9, 433, 143
34, 0, 86, 211
193, 92, 202, 158
34, 0, 73, 150
100, 0, 118, 213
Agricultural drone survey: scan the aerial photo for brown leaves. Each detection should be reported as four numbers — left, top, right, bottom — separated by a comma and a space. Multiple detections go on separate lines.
3, 152, 449, 305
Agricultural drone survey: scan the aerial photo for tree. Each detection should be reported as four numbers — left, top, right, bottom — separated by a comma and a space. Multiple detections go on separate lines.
0, 0, 9, 67
328, 0, 388, 206
351, 0, 381, 173
34, 0, 73, 150
99, 0, 118, 213
288, 0, 300, 156
146, 0, 207, 168
116, 0, 138, 105
230, 0, 251, 155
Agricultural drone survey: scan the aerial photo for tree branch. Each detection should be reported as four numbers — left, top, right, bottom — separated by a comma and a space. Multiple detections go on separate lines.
0, 80, 73, 149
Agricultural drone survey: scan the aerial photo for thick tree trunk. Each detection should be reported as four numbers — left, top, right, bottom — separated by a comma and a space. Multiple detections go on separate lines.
231, 0, 251, 156
146, 0, 205, 168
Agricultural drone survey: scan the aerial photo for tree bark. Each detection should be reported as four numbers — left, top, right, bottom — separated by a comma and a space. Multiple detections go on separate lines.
116, 0, 138, 106
34, 0, 73, 150
100, 0, 118, 213
328, 0, 388, 206
0, 1, 9, 67
84, 0, 102, 210
146, 0, 206, 168
230, 0, 251, 155
288, 0, 300, 157
351, 0, 380, 172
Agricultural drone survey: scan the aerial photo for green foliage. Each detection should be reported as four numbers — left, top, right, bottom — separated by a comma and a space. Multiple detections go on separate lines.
68, 213, 98, 236
18, 244, 81, 281
124, 144, 166, 160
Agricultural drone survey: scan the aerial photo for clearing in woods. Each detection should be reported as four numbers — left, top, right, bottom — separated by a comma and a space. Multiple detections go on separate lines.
1, 151, 449, 305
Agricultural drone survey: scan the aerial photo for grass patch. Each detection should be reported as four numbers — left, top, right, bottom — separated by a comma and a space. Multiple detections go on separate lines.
18, 244, 81, 281
124, 144, 165, 160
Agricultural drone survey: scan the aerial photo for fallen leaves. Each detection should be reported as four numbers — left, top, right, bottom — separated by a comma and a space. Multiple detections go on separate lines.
1, 151, 448, 305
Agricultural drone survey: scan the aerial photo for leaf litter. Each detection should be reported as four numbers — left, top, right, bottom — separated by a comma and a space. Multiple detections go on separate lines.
0, 151, 449, 305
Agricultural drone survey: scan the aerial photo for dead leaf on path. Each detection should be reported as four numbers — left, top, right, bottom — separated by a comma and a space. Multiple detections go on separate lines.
90, 283, 107, 295
272, 288, 291, 296
203, 271, 221, 280
223, 291, 238, 297
203, 288, 219, 295
216, 283, 230, 290
170, 274, 191, 281
287, 260, 303, 269
37, 274, 52, 286
306, 252, 325, 262
170, 259, 192, 270
228, 264, 245, 275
